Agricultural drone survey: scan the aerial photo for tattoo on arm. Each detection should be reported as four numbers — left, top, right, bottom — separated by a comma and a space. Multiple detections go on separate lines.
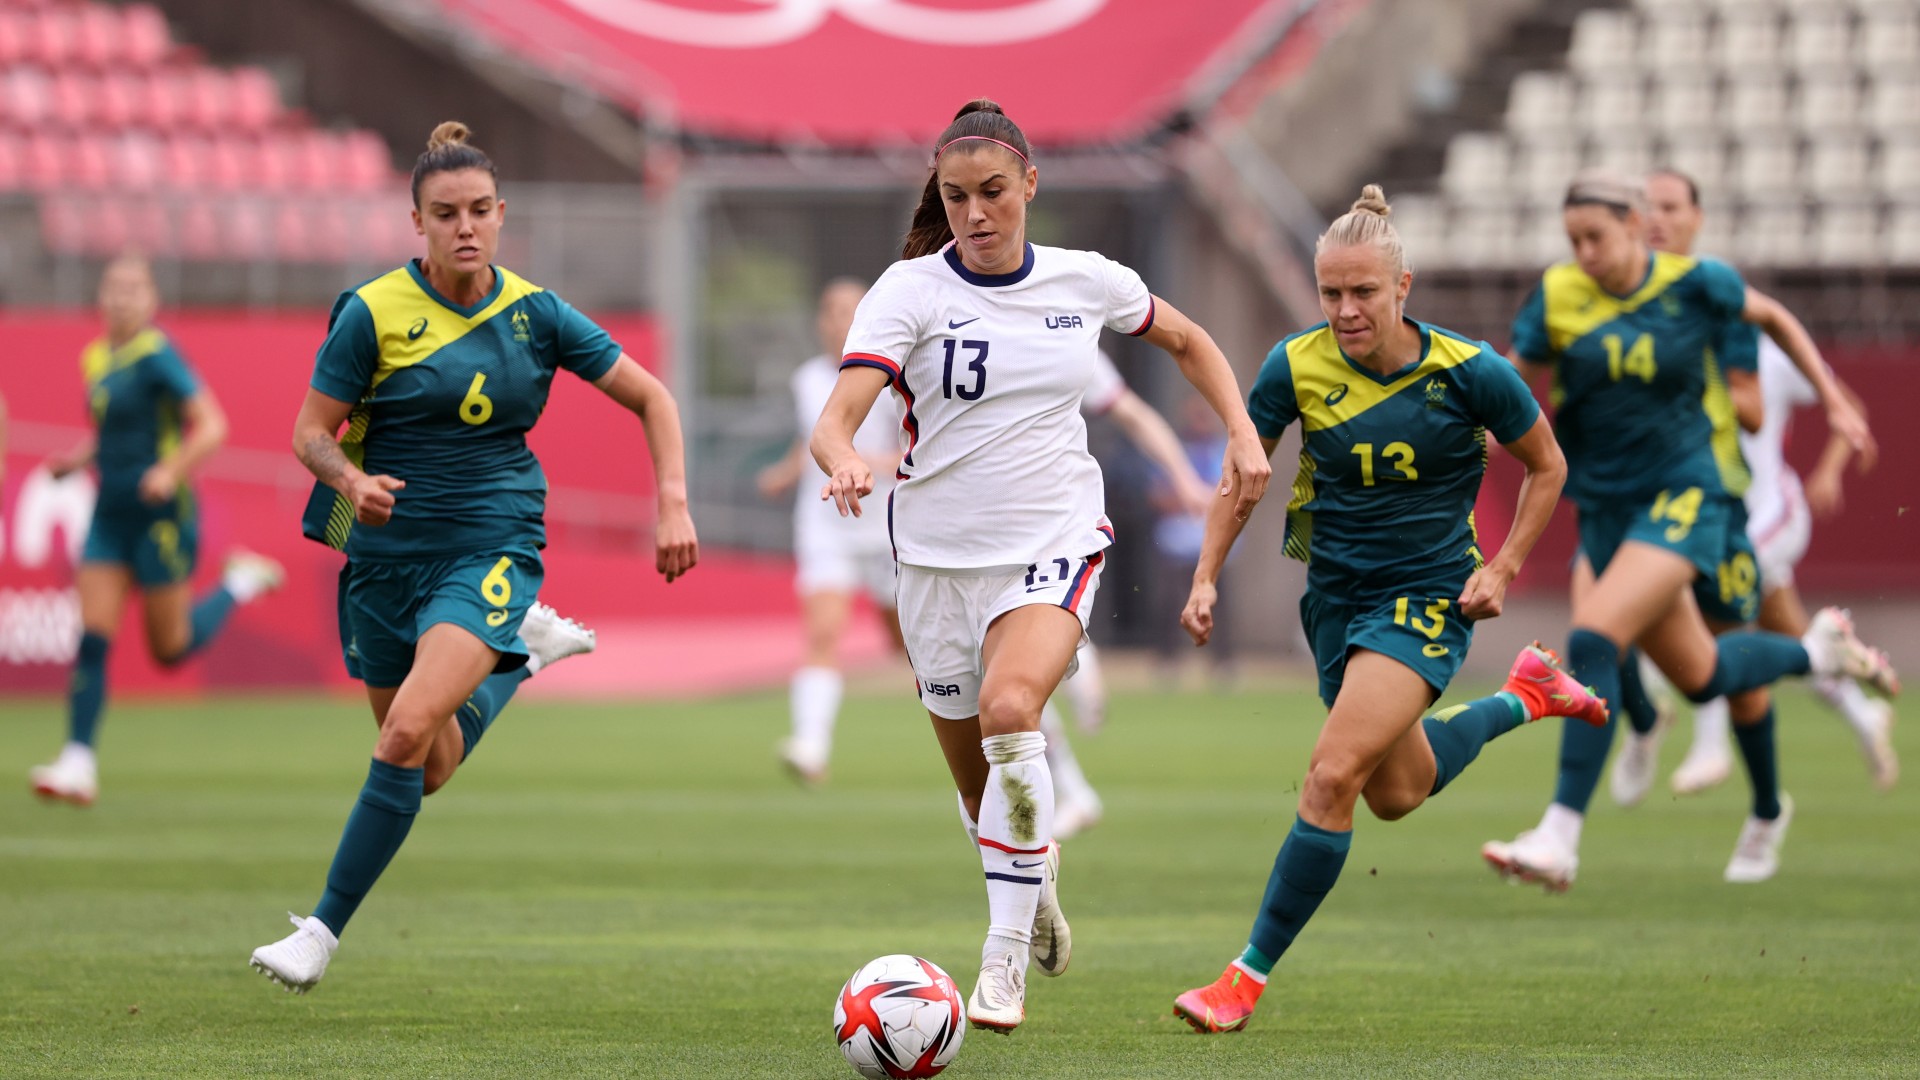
300, 432, 353, 488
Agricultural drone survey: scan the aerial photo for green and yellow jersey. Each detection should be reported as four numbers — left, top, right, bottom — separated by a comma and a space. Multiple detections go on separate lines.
300, 261, 623, 561
81, 328, 201, 510
1248, 320, 1541, 604
1510, 252, 1751, 509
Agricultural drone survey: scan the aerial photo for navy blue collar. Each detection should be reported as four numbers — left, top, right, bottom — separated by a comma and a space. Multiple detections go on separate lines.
944, 242, 1035, 287
408, 259, 504, 318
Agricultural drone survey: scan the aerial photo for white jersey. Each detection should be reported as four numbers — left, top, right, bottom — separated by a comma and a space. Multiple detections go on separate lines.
792, 355, 898, 557
1083, 349, 1127, 417
1741, 337, 1819, 536
842, 242, 1155, 569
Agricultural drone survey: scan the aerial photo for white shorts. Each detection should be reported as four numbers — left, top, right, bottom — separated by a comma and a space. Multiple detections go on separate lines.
897, 553, 1106, 720
796, 546, 897, 608
1751, 485, 1811, 592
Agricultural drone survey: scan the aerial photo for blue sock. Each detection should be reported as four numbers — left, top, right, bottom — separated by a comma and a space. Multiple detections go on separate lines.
1618, 648, 1659, 736
1423, 692, 1528, 796
1687, 633, 1812, 703
457, 669, 530, 760
1731, 706, 1782, 821
180, 586, 237, 658
66, 632, 111, 748
1553, 629, 1622, 813
1239, 817, 1352, 976
312, 759, 424, 936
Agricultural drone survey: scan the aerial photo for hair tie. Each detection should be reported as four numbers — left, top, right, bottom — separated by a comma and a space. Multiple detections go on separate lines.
934, 136, 1030, 166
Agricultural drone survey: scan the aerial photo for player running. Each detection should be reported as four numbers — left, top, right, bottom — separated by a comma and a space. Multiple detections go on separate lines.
249, 122, 698, 992
1484, 170, 1896, 891
1605, 171, 1893, 796
1170, 185, 1597, 1035
813, 98, 1270, 1034
29, 253, 283, 807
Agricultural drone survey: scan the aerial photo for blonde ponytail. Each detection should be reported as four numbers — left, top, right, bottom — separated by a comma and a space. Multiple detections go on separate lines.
1316, 184, 1407, 275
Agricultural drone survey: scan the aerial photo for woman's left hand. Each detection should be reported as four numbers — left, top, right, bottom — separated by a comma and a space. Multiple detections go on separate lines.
655, 504, 700, 583
138, 462, 179, 504
1458, 562, 1516, 621
1825, 396, 1876, 463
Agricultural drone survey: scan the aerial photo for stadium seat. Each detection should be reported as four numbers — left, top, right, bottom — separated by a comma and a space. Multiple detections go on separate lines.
294, 130, 343, 190
1645, 11, 1713, 74
1812, 204, 1881, 265
1804, 134, 1872, 198
84, 195, 132, 256
0, 11, 26, 67
1568, 10, 1638, 76
1579, 76, 1646, 136
1730, 134, 1801, 199
22, 131, 67, 191
223, 196, 271, 259
1884, 203, 1920, 264
161, 134, 210, 189
0, 131, 22, 190
50, 69, 99, 129
206, 136, 252, 191
1666, 137, 1731, 191
271, 197, 311, 261
1504, 72, 1573, 138
1794, 71, 1862, 133
1440, 132, 1509, 204
74, 3, 123, 69
1856, 6, 1920, 73
1715, 11, 1785, 70
1385, 192, 1445, 267
68, 133, 110, 190
2, 65, 53, 129
1448, 207, 1517, 269
1785, 6, 1854, 72
182, 69, 230, 131
1518, 135, 1582, 205
138, 69, 187, 131
109, 130, 163, 191
1738, 203, 1812, 266
120, 3, 169, 68
1589, 132, 1656, 177
1649, 75, 1720, 138
23, 6, 76, 68
38, 193, 87, 253
176, 195, 222, 259
1511, 206, 1568, 269
1724, 75, 1793, 134
229, 67, 280, 132
340, 130, 393, 190
1865, 73, 1920, 134
96, 69, 140, 129
1874, 137, 1920, 199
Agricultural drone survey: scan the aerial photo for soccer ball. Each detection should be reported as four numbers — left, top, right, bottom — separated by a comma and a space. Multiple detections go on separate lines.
833, 954, 965, 1079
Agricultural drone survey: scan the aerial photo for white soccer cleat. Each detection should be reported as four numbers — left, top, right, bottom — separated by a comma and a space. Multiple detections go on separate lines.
1803, 608, 1900, 697
1030, 841, 1070, 978
1725, 794, 1794, 884
249, 913, 338, 993
1481, 829, 1578, 893
29, 745, 97, 807
1671, 746, 1734, 795
966, 950, 1026, 1033
1051, 791, 1103, 841
777, 738, 828, 787
1856, 700, 1899, 792
518, 602, 596, 676
221, 549, 286, 603
1609, 726, 1664, 808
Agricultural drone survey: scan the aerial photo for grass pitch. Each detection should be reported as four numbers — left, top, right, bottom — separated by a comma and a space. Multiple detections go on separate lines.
1, 679, 1916, 1077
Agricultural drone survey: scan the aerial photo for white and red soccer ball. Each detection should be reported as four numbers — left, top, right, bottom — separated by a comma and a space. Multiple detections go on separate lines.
833, 954, 965, 1079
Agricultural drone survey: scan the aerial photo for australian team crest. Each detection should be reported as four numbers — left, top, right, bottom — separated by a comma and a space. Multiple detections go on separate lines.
1424, 376, 1448, 409
511, 310, 532, 342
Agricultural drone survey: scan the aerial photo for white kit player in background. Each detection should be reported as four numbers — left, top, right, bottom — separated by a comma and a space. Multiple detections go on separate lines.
812, 99, 1269, 1034
1674, 334, 1893, 792
759, 279, 906, 786
1042, 348, 1215, 840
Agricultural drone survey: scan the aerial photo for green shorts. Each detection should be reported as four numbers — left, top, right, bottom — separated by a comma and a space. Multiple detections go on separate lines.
1300, 588, 1475, 708
1693, 496, 1760, 626
81, 495, 198, 587
336, 545, 542, 688
1576, 485, 1731, 582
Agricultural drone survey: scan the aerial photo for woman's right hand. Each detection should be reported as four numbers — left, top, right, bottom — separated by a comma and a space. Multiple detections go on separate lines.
1182, 580, 1219, 647
821, 456, 873, 518
348, 473, 405, 525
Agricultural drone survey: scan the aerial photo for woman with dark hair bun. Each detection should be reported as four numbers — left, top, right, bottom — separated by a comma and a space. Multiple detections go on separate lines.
249, 122, 699, 993
812, 98, 1271, 1033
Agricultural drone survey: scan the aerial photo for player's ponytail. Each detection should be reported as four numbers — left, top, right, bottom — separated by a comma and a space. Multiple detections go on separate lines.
411, 120, 498, 207
903, 99, 1035, 260
1317, 183, 1408, 275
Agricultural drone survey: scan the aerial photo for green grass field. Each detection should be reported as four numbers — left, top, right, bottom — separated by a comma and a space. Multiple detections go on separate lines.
2, 680, 1916, 1078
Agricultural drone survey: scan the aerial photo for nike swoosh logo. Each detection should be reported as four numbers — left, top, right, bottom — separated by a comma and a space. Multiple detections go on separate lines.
948, 317, 980, 329
1035, 940, 1058, 970
1026, 585, 1049, 593
1010, 859, 1045, 869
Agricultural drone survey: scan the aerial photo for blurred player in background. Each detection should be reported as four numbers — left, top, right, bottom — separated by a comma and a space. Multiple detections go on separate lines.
28, 254, 284, 808
1485, 171, 1895, 892
1172, 186, 1595, 1034
760, 278, 905, 786
814, 98, 1269, 1033
1607, 171, 1894, 797
250, 122, 698, 993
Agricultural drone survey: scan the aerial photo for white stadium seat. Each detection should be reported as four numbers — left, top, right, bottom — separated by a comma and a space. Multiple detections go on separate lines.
1666, 137, 1731, 191
1648, 75, 1720, 138
1645, 11, 1714, 73
1737, 203, 1812, 266
1568, 10, 1639, 76
1884, 203, 1920, 264
1857, 7, 1920, 72
1517, 135, 1583, 204
1715, 11, 1784, 70
1794, 71, 1862, 134
1874, 137, 1920, 200
1448, 207, 1519, 269
1724, 74, 1794, 134
1730, 134, 1801, 199
1579, 75, 1647, 136
1589, 133, 1657, 177
1505, 71, 1575, 137
1812, 204, 1881, 265
1785, 6, 1854, 71
1804, 134, 1873, 198
1866, 74, 1920, 135
1440, 132, 1512, 204
1388, 193, 1448, 270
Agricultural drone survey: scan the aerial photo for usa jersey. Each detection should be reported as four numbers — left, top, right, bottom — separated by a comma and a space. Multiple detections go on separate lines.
1743, 336, 1819, 535
1511, 252, 1749, 510
300, 262, 622, 561
1082, 349, 1127, 417
840, 242, 1154, 569
791, 355, 898, 557
1249, 321, 1540, 603
81, 328, 201, 507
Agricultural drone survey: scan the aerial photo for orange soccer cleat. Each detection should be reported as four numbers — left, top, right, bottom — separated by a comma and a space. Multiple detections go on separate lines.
1503, 643, 1609, 727
1172, 964, 1264, 1034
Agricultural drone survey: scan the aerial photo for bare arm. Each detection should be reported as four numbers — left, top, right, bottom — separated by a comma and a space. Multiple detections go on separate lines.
1103, 389, 1213, 515
48, 432, 97, 479
1182, 435, 1282, 646
139, 389, 228, 505
809, 366, 890, 518
756, 438, 807, 499
592, 354, 698, 582
1138, 296, 1272, 520
292, 387, 405, 526
1457, 414, 1565, 621
1745, 287, 1871, 457
1805, 375, 1871, 518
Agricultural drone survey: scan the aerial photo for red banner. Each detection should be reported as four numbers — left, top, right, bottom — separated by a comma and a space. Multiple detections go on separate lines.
432, 0, 1290, 147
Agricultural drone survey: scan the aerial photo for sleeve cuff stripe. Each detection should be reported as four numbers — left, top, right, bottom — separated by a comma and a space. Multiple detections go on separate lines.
841, 353, 901, 381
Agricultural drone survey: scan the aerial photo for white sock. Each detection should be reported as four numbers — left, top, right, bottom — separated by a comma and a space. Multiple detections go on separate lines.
789, 667, 843, 760
222, 567, 266, 604
1038, 701, 1098, 807
1063, 643, 1106, 728
1540, 802, 1584, 850
1813, 675, 1882, 737
977, 731, 1053, 969
58, 742, 96, 770
1228, 958, 1269, 985
1690, 696, 1733, 759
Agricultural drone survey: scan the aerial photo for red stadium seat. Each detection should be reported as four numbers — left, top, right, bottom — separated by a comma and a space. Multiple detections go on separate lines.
120, 4, 170, 68
310, 196, 352, 262
50, 69, 100, 129
2, 66, 54, 129
161, 133, 210, 189
22, 131, 69, 191
110, 130, 164, 190
38, 193, 88, 254
206, 136, 252, 190
95, 70, 139, 129
293, 130, 342, 190
22, 6, 76, 68
138, 68, 187, 130
0, 131, 23, 190
222, 196, 271, 259
182, 68, 229, 131
272, 196, 312, 261
124, 195, 171, 255
86, 195, 132, 256
0, 12, 27, 67
176, 194, 222, 259
74, 3, 123, 69
228, 67, 280, 132
69, 132, 111, 189
339, 130, 391, 191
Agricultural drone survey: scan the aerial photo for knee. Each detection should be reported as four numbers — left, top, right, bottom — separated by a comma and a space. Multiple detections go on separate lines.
1301, 756, 1368, 817
151, 645, 189, 669
979, 682, 1045, 736
373, 710, 438, 764
1729, 689, 1770, 725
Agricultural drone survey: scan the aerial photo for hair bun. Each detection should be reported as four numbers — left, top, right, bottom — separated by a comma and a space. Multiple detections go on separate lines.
427, 120, 472, 151
1351, 184, 1391, 219
953, 98, 1006, 121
